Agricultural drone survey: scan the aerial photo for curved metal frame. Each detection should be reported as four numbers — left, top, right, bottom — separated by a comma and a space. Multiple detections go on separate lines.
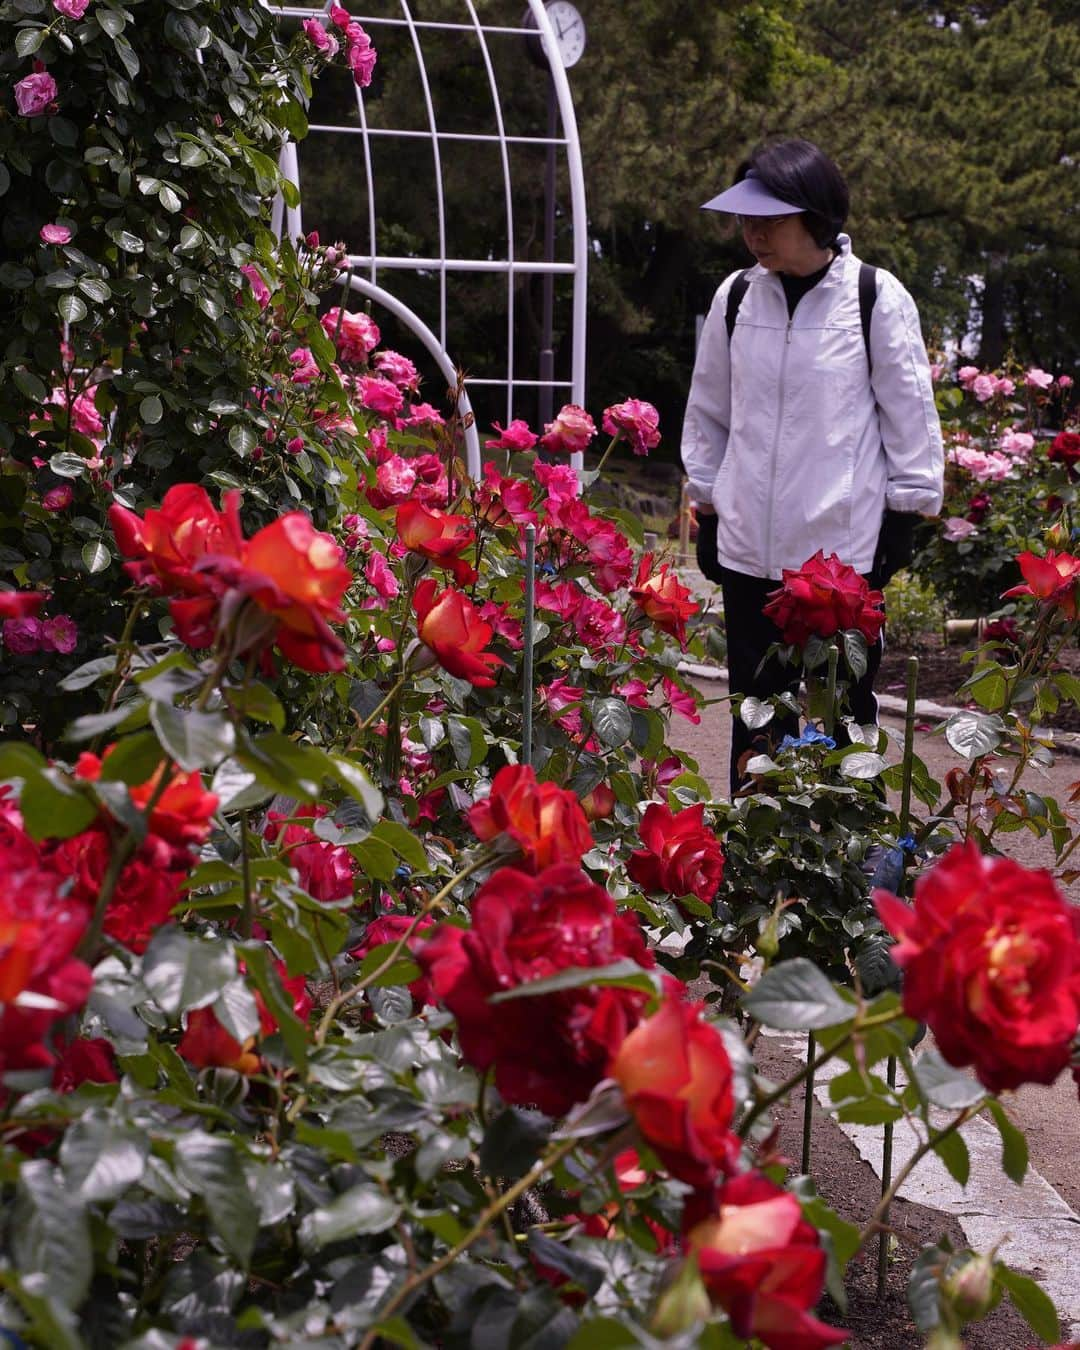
266, 0, 589, 475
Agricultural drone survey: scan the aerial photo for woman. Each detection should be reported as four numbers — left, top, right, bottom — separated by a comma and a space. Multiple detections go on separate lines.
681, 138, 944, 793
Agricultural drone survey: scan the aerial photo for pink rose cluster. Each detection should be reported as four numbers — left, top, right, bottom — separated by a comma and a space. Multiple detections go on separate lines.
2, 611, 78, 656
947, 443, 1015, 483
321, 308, 380, 365
998, 426, 1035, 459
959, 364, 1073, 401
329, 5, 377, 86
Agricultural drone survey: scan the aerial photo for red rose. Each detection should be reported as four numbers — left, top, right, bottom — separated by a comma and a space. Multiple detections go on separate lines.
1047, 430, 1080, 466
0, 860, 92, 1074
611, 987, 738, 1188
601, 399, 661, 457
109, 483, 244, 595
396, 500, 476, 585
350, 914, 437, 1008
1001, 549, 1080, 620
627, 802, 724, 909
685, 1171, 847, 1350
581, 781, 616, 822
417, 863, 655, 1116
876, 840, 1080, 1093
413, 578, 505, 687
264, 807, 356, 903
466, 764, 592, 872
473, 461, 538, 528
52, 1037, 119, 1091
0, 591, 47, 620
629, 553, 699, 646
763, 550, 885, 647
74, 748, 218, 852
178, 1006, 261, 1074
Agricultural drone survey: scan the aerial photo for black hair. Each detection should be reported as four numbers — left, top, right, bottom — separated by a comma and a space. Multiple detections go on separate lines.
735, 139, 849, 248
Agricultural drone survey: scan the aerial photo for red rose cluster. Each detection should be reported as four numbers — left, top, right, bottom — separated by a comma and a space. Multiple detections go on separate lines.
1047, 430, 1080, 470
109, 484, 352, 673
877, 840, 1080, 1093
466, 764, 592, 872
763, 549, 885, 647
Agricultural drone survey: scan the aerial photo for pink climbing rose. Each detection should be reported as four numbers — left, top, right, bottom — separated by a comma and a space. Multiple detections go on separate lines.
15, 71, 57, 118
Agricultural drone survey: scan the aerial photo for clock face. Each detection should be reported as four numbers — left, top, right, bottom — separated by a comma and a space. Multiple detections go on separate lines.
543, 1, 586, 68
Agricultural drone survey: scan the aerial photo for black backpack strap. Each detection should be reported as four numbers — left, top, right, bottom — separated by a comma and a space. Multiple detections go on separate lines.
724, 268, 753, 342
859, 262, 878, 376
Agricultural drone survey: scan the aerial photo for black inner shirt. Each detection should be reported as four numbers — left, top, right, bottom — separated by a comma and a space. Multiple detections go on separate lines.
779, 252, 836, 319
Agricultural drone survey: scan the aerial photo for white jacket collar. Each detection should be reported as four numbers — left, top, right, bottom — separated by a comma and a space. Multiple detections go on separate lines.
747, 232, 855, 288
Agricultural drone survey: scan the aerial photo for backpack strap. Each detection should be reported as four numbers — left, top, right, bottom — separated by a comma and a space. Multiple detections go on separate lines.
859, 262, 878, 376
724, 268, 753, 342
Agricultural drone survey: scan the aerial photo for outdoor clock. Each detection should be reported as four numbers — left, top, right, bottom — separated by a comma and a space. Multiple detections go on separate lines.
523, 1, 587, 70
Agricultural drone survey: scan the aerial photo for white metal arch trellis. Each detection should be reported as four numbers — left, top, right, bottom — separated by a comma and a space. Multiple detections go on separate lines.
266, 0, 589, 479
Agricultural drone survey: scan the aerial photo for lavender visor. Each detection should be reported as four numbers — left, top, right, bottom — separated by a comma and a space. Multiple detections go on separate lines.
701, 171, 803, 216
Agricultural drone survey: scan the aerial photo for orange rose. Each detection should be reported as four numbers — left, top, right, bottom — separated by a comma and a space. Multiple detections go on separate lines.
109, 483, 243, 595
396, 500, 476, 584
74, 747, 218, 851
629, 553, 699, 646
466, 764, 592, 871
412, 578, 505, 687
611, 987, 738, 1188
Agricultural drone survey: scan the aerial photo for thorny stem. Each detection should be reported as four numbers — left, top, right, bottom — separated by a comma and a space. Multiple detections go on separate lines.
358, 1135, 580, 1347
314, 851, 493, 1046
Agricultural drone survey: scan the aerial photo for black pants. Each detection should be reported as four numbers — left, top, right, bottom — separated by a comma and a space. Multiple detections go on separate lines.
719, 566, 883, 796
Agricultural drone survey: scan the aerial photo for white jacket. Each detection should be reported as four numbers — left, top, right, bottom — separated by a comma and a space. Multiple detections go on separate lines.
681, 234, 944, 579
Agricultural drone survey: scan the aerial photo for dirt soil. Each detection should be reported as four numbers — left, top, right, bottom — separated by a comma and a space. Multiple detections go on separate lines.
878, 634, 1080, 731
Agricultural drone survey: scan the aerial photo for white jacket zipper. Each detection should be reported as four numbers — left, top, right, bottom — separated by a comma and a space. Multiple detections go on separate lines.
763, 316, 794, 576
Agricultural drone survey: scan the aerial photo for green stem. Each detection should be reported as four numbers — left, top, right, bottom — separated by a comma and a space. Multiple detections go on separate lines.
350, 672, 407, 743
237, 809, 254, 940
592, 434, 619, 479
358, 1135, 580, 1348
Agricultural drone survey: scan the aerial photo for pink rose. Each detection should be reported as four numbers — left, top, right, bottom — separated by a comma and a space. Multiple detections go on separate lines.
2, 617, 43, 653
601, 398, 661, 456
373, 349, 419, 389
1025, 368, 1054, 390
401, 401, 444, 428
539, 403, 596, 455
287, 347, 320, 385
998, 428, 1035, 458
39, 223, 72, 245
70, 390, 103, 438
535, 461, 580, 500
240, 264, 270, 310
364, 550, 399, 603
943, 516, 977, 542
488, 418, 538, 451
321, 308, 380, 364
662, 676, 700, 723
346, 26, 377, 87
329, 3, 351, 28
995, 376, 1016, 397
929, 362, 944, 383
971, 374, 997, 403
1058, 374, 1074, 390
53, 0, 89, 16
14, 71, 57, 118
41, 614, 77, 654
957, 365, 981, 390
42, 485, 74, 511
302, 18, 336, 53
357, 374, 404, 418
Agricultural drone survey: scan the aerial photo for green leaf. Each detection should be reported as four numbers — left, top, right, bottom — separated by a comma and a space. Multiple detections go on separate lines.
81, 539, 111, 573
60, 1112, 149, 1202
227, 422, 256, 457
932, 1129, 970, 1186
16, 27, 44, 56
739, 695, 774, 729
742, 958, 853, 1030
984, 1099, 1028, 1185
96, 8, 124, 35
13, 366, 48, 402
944, 709, 1006, 759
297, 1184, 401, 1253
77, 275, 111, 303
527, 1231, 604, 1297
326, 752, 384, 821
13, 1161, 92, 1308
907, 1242, 947, 1334
142, 929, 237, 1016
58, 655, 117, 692
20, 766, 97, 840
58, 292, 88, 324
50, 450, 89, 478
447, 714, 488, 769
369, 819, 430, 874
590, 696, 634, 749
839, 750, 887, 779
994, 1266, 1060, 1344
212, 978, 261, 1044
842, 628, 868, 680
963, 664, 1008, 712
912, 1050, 986, 1110
239, 941, 309, 1070
479, 1107, 552, 1180
228, 681, 285, 730
488, 958, 658, 1003
150, 701, 236, 771
139, 394, 163, 425
173, 1132, 258, 1267
158, 184, 181, 213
